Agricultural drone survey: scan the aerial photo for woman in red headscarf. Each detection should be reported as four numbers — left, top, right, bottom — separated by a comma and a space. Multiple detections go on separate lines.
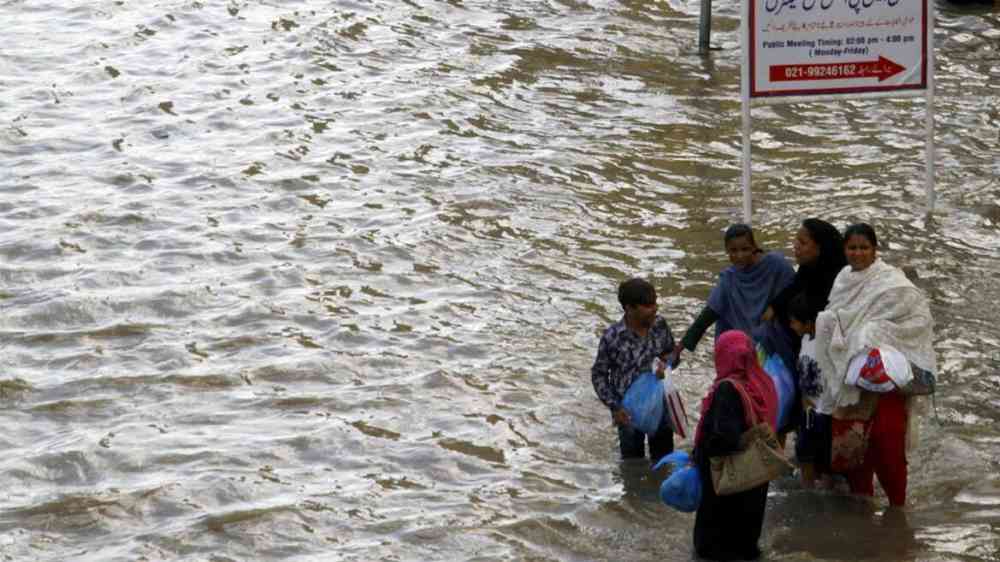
693, 330, 779, 561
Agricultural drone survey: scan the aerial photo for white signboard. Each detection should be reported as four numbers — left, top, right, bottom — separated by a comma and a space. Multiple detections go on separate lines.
747, 0, 928, 99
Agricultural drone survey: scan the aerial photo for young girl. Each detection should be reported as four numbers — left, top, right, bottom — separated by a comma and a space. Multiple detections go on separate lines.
672, 224, 795, 366
788, 292, 834, 488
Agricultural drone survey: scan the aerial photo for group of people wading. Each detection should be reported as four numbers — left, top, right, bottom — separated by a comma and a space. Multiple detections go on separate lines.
591, 219, 935, 561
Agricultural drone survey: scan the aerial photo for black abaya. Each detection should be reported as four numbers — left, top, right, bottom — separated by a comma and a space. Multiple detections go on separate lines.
693, 382, 769, 561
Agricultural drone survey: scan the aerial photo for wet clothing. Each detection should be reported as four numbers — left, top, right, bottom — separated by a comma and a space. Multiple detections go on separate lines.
815, 258, 932, 510
795, 335, 833, 469
592, 315, 675, 460
681, 251, 794, 351
846, 391, 909, 506
618, 417, 674, 461
693, 331, 779, 561
694, 382, 768, 561
795, 406, 832, 468
591, 315, 675, 412
830, 392, 879, 474
796, 336, 826, 409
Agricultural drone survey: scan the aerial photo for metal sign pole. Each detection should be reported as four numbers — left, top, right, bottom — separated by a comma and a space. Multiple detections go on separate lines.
698, 0, 713, 54
741, 0, 752, 225
925, 0, 936, 214
742, 104, 752, 225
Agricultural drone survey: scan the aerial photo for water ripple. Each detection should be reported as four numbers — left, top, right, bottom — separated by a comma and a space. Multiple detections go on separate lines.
1, 0, 999, 560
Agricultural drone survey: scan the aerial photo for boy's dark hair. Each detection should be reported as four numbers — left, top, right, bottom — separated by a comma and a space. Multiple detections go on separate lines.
788, 292, 818, 324
618, 278, 656, 308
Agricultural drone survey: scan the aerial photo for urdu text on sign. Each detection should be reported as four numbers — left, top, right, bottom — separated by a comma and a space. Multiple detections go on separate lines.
749, 0, 927, 98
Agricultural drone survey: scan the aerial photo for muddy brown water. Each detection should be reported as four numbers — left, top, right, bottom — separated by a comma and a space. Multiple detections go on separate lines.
1, 1, 998, 560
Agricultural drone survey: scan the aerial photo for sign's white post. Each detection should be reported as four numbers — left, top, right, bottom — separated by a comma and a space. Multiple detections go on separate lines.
742, 103, 753, 225
925, 0, 936, 214
741, 0, 752, 224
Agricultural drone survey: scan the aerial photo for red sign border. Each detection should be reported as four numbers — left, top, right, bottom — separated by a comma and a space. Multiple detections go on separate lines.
748, 0, 928, 98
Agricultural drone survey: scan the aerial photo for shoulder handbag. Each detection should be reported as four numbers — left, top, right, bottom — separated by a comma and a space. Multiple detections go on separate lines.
897, 363, 936, 395
710, 405, 794, 496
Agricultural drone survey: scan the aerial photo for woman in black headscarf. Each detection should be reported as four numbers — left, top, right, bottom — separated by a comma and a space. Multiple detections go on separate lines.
767, 218, 849, 324
753, 219, 847, 432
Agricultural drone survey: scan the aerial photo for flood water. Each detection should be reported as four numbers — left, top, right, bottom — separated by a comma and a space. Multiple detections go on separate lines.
1, 1, 998, 560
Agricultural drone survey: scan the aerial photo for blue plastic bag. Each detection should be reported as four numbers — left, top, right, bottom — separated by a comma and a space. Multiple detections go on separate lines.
621, 372, 664, 436
653, 450, 701, 512
652, 450, 691, 471
761, 352, 796, 431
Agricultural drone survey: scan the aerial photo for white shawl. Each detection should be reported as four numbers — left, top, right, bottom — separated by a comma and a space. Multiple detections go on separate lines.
815, 258, 936, 409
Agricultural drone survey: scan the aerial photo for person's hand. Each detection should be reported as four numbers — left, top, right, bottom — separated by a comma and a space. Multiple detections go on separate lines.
761, 305, 775, 322
669, 343, 683, 370
612, 407, 631, 427
655, 357, 667, 379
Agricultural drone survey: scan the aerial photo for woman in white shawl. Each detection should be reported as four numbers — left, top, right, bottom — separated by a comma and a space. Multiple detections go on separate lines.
814, 223, 935, 507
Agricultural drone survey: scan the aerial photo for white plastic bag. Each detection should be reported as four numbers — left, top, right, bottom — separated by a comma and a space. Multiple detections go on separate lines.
663, 367, 690, 441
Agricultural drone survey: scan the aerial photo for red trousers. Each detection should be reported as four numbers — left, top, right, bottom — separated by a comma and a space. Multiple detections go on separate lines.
847, 392, 908, 506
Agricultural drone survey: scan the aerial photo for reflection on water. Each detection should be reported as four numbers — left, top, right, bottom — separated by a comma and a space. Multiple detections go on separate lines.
769, 485, 923, 561
0, 0, 999, 560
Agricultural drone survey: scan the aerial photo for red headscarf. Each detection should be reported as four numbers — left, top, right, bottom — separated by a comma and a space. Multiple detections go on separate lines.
694, 330, 779, 448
